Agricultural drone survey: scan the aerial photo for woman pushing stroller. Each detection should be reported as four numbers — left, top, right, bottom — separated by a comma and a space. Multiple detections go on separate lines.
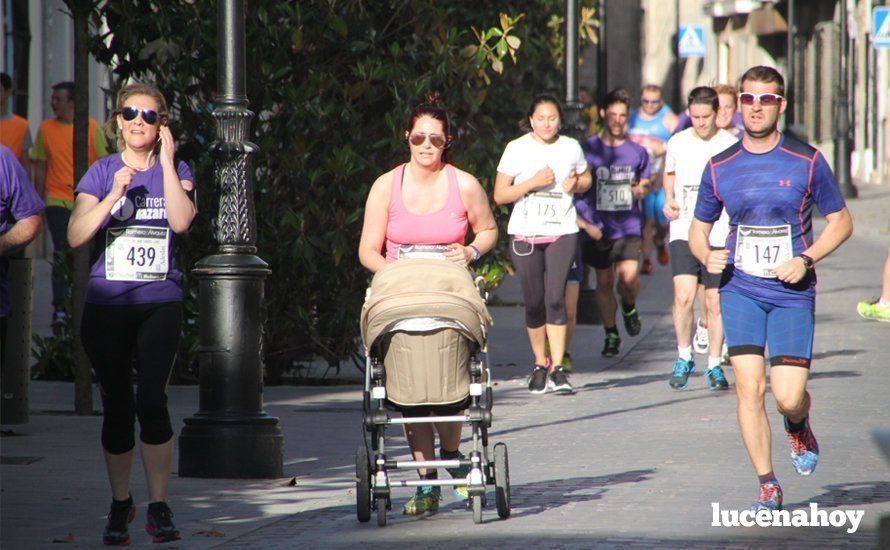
358, 95, 497, 515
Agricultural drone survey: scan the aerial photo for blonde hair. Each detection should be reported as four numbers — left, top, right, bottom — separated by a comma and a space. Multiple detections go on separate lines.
104, 82, 169, 151
714, 84, 738, 108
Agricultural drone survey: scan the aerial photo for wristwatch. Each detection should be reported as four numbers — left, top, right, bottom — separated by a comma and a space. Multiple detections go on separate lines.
798, 253, 815, 270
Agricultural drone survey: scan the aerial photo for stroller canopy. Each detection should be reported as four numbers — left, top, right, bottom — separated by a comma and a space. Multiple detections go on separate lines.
361, 259, 493, 352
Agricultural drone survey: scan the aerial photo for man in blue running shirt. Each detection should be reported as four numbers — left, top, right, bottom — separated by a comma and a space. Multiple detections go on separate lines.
689, 66, 853, 513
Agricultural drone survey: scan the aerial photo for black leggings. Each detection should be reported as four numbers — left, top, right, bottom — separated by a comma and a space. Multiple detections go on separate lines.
81, 301, 182, 454
510, 233, 578, 327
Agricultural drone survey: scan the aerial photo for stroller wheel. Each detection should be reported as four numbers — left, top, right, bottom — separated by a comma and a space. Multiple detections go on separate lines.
376, 497, 388, 527
494, 443, 511, 519
355, 446, 372, 523
471, 494, 483, 524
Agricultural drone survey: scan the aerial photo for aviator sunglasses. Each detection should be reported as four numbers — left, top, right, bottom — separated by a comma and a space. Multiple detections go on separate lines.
121, 106, 161, 125
408, 132, 448, 149
738, 92, 784, 106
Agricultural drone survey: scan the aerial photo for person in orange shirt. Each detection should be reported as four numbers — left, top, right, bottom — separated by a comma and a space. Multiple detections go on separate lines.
30, 81, 110, 322
0, 72, 32, 168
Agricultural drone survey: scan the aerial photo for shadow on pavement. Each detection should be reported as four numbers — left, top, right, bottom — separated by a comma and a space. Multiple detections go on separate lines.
508, 469, 655, 519
786, 480, 890, 509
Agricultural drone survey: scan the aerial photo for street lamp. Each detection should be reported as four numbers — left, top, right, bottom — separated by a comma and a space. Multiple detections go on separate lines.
564, 0, 586, 140
834, 0, 857, 198
178, 0, 284, 478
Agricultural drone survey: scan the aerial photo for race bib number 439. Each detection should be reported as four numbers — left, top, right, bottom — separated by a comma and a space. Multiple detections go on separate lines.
105, 226, 170, 281
734, 224, 792, 278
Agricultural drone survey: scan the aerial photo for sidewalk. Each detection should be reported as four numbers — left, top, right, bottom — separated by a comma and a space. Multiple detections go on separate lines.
3, 184, 888, 548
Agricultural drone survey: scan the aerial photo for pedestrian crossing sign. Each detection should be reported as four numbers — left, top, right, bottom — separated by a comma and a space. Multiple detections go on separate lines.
874, 7, 890, 48
678, 26, 705, 58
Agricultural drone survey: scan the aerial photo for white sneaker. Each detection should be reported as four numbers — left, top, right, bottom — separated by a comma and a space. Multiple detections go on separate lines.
692, 318, 709, 355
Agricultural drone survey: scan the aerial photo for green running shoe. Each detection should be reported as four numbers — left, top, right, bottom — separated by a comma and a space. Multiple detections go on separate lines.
857, 299, 890, 322
403, 485, 441, 515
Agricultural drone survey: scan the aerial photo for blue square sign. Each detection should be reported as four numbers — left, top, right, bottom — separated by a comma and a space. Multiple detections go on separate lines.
678, 26, 705, 58
875, 7, 890, 48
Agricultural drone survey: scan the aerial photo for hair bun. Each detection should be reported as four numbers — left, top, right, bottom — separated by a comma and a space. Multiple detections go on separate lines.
425, 92, 445, 108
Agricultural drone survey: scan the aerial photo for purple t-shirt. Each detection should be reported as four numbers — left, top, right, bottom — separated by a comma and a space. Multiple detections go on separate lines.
1, 145, 45, 317
579, 135, 650, 240
75, 153, 195, 305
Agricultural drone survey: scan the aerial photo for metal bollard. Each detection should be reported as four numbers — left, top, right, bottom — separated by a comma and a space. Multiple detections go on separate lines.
1, 257, 34, 425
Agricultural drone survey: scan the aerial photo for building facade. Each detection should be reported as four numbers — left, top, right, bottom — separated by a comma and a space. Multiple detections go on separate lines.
630, 0, 889, 185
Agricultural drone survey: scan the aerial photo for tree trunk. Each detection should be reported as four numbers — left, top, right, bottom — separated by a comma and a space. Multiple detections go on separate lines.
69, 0, 93, 415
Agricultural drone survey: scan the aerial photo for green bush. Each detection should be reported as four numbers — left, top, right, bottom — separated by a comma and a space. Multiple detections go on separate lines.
33, 1, 594, 383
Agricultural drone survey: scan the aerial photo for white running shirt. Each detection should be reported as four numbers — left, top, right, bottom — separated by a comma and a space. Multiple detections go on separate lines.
497, 133, 588, 237
664, 128, 738, 246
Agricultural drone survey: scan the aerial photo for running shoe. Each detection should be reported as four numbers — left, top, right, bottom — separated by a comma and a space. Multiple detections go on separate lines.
785, 416, 819, 476
640, 257, 653, 275
749, 482, 783, 512
657, 243, 669, 265
704, 366, 729, 391
548, 367, 574, 393
403, 486, 441, 515
692, 318, 709, 355
601, 333, 621, 357
444, 453, 470, 500
622, 306, 641, 336
527, 365, 549, 394
668, 358, 696, 390
857, 299, 890, 322
145, 502, 180, 543
561, 352, 573, 373
103, 497, 135, 546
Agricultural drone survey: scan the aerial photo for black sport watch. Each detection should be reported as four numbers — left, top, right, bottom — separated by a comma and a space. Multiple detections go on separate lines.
798, 253, 815, 270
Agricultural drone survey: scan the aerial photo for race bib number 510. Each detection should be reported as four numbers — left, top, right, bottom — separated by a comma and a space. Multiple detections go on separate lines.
596, 180, 633, 212
105, 226, 170, 281
734, 224, 792, 278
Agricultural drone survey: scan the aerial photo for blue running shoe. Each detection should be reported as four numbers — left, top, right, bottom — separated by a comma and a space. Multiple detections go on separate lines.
704, 366, 729, 391
749, 482, 783, 512
785, 416, 819, 476
669, 358, 696, 390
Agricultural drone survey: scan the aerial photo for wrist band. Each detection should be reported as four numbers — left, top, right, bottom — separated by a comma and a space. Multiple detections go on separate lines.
470, 245, 481, 262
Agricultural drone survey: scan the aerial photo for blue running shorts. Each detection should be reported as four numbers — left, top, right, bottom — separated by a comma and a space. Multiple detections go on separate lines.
720, 291, 814, 368
642, 187, 668, 224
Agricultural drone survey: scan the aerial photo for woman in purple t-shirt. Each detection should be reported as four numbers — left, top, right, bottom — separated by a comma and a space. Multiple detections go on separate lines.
67, 83, 195, 545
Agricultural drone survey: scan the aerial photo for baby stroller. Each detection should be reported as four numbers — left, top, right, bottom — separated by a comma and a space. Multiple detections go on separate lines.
357, 258, 511, 525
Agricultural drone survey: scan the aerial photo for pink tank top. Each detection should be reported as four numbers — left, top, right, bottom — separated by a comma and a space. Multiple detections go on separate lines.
384, 163, 468, 263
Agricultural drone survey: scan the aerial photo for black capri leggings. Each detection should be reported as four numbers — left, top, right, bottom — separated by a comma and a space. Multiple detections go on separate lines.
81, 301, 182, 455
510, 233, 578, 328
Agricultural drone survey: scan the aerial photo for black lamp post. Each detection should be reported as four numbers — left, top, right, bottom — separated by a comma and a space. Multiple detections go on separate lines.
178, 0, 284, 478
564, 0, 586, 140
834, 0, 857, 199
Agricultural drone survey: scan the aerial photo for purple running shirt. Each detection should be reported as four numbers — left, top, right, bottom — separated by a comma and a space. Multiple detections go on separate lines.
1, 145, 45, 317
578, 135, 650, 240
75, 153, 194, 305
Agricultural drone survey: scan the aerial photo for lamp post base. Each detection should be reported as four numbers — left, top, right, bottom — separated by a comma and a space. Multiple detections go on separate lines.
179, 416, 283, 478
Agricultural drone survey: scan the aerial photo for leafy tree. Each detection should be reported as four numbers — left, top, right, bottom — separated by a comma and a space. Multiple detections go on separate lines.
36, 1, 595, 383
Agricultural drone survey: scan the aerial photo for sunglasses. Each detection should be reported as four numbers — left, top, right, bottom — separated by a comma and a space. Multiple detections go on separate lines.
738, 92, 784, 106
121, 106, 161, 125
641, 99, 661, 105
408, 132, 447, 149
